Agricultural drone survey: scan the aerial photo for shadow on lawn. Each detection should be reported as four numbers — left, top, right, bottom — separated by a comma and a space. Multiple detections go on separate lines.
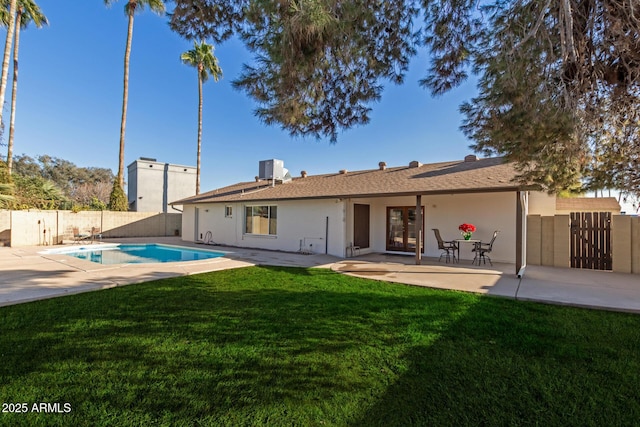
351, 296, 640, 427
1, 266, 639, 426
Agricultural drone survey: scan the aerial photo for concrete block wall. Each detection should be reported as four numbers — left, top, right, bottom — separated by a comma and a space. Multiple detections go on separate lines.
0, 210, 11, 246
527, 214, 639, 274
6, 210, 182, 247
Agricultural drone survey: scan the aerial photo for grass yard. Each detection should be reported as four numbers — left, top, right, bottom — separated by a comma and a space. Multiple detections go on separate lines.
1, 266, 639, 426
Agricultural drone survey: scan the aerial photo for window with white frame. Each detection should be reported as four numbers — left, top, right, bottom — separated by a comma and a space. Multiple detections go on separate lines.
225, 206, 233, 218
245, 205, 277, 235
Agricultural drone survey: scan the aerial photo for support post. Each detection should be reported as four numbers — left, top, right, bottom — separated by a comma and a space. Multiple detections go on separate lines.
416, 195, 422, 265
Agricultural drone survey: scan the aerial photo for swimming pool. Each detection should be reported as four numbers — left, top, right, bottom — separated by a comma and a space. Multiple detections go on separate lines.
46, 244, 226, 265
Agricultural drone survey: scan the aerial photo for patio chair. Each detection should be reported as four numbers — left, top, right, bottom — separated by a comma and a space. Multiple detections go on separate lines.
72, 227, 90, 243
91, 227, 102, 243
472, 230, 500, 266
432, 228, 458, 263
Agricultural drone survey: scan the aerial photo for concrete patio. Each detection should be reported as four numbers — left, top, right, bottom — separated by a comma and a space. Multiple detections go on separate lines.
0, 237, 638, 313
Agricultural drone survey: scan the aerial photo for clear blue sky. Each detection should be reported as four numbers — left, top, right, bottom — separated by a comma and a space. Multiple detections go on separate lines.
8, 0, 479, 193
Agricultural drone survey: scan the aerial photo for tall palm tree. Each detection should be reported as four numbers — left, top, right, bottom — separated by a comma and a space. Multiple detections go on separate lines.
181, 40, 222, 195
5, 0, 48, 175
0, 0, 17, 130
104, 0, 165, 191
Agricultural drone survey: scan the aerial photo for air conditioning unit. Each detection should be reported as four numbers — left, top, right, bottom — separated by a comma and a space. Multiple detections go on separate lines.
259, 159, 285, 180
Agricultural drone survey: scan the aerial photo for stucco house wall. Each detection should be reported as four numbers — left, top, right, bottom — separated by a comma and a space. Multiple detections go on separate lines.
182, 199, 347, 256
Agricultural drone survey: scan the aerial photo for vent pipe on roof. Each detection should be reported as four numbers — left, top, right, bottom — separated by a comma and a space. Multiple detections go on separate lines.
301, 171, 307, 178
465, 154, 478, 162
409, 161, 422, 168
339, 169, 348, 175
379, 161, 386, 170
255, 176, 260, 182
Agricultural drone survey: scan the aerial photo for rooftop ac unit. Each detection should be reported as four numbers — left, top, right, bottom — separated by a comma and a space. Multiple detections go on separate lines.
259, 159, 285, 180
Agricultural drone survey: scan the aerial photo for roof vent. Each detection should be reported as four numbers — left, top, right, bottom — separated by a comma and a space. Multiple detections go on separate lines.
139, 157, 156, 162
409, 161, 422, 168
464, 154, 478, 162
301, 171, 307, 178
379, 161, 387, 170
255, 176, 260, 182
339, 169, 348, 175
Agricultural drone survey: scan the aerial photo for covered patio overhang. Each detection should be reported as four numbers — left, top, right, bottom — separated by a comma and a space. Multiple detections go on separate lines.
341, 187, 530, 276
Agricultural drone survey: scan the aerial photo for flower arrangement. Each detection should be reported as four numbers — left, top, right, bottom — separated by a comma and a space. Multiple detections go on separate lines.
459, 223, 476, 240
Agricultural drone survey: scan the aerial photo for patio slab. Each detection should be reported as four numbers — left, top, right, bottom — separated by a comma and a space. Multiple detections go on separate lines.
332, 253, 640, 313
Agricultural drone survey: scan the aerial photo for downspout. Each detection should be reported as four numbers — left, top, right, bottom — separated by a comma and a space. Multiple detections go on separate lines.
516, 191, 528, 278
325, 216, 329, 254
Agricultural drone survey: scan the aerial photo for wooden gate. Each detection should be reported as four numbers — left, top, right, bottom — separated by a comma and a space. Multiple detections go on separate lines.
570, 212, 612, 270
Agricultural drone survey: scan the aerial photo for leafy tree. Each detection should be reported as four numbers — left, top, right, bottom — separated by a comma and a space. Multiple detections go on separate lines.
89, 196, 107, 211
108, 180, 128, 211
104, 0, 166, 193
0, 181, 13, 208
169, 0, 640, 197
181, 40, 222, 194
0, 160, 13, 208
1, 0, 48, 175
12, 174, 67, 209
169, 0, 418, 143
10, 154, 114, 207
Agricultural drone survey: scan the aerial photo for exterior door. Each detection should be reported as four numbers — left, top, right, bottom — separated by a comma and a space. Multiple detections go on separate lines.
386, 206, 424, 252
353, 204, 370, 248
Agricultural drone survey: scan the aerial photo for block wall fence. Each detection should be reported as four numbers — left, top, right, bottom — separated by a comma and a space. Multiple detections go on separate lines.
0, 210, 181, 247
527, 214, 640, 274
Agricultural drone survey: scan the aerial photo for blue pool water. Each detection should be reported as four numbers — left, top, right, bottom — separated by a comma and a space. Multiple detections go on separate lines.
57, 244, 225, 265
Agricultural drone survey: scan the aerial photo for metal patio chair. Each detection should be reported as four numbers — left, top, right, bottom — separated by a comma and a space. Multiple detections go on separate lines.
472, 230, 500, 266
432, 228, 458, 263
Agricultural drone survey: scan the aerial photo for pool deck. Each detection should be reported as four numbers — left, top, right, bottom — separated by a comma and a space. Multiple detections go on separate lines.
0, 237, 337, 307
1, 237, 639, 313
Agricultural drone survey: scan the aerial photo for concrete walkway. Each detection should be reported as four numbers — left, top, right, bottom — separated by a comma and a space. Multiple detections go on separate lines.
1, 237, 638, 313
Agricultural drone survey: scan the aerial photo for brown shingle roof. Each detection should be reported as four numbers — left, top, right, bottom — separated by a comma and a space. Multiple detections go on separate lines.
556, 197, 621, 212
174, 157, 525, 205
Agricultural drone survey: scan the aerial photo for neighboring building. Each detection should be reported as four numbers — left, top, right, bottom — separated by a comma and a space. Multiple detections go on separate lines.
555, 197, 621, 215
174, 156, 556, 273
128, 158, 196, 212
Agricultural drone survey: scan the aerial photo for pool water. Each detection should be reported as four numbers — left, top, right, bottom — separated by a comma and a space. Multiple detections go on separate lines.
57, 244, 225, 265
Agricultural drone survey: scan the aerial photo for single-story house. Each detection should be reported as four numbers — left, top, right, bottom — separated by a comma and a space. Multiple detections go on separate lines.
173, 156, 558, 275
555, 197, 621, 215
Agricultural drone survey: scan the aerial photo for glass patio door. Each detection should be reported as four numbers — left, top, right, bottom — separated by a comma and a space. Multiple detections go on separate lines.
386, 207, 424, 252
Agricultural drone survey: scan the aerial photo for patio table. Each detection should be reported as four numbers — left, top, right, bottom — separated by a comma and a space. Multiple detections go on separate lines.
454, 239, 481, 263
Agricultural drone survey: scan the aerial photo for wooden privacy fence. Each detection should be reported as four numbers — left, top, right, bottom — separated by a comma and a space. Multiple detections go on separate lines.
569, 212, 612, 270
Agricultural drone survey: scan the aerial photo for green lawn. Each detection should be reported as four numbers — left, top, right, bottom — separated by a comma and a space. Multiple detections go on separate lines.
1, 266, 639, 426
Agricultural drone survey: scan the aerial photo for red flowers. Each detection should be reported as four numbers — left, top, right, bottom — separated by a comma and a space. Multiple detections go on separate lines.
458, 223, 476, 233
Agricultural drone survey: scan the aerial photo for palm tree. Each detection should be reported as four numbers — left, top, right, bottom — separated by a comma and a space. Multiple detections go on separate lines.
181, 40, 222, 195
104, 0, 165, 192
0, 0, 17, 130
5, 0, 48, 175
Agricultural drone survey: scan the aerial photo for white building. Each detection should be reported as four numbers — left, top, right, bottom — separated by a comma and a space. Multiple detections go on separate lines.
128, 158, 196, 213
173, 157, 557, 274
